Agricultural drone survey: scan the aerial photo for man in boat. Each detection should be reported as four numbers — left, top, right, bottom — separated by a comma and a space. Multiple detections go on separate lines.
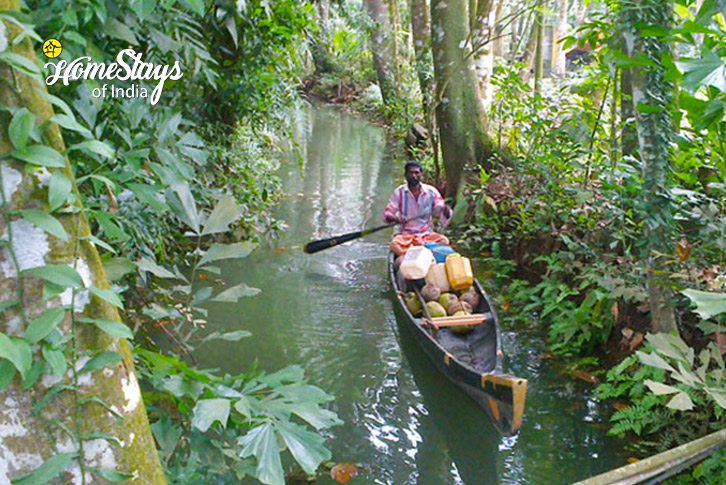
384, 161, 452, 255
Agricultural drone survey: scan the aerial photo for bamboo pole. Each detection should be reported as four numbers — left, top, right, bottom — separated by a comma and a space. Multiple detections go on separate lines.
573, 429, 726, 485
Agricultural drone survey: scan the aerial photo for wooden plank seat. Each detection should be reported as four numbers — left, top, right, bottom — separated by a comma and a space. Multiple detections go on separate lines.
428, 312, 492, 328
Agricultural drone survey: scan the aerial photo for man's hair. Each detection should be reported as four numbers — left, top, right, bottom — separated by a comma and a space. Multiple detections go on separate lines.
404, 161, 423, 173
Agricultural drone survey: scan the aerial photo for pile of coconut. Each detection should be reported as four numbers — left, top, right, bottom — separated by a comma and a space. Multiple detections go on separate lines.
403, 284, 481, 335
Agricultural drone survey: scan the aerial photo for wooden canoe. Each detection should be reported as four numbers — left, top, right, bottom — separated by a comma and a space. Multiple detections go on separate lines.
389, 252, 528, 436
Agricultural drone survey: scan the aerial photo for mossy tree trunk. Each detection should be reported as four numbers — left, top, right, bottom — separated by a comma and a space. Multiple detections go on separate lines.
431, 0, 492, 199
410, 0, 433, 117
552, 0, 569, 77
620, 0, 677, 334
0, 2, 166, 482
364, 0, 399, 106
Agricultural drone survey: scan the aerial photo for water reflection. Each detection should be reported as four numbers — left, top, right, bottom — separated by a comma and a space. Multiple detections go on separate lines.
197, 105, 626, 484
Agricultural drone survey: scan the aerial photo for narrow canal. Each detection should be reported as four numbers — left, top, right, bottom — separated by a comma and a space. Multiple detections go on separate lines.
195, 106, 627, 484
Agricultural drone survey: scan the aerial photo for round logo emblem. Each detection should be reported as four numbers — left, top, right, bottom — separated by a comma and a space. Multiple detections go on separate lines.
42, 39, 62, 59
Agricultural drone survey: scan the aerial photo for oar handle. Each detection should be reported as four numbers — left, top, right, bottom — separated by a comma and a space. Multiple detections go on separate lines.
304, 217, 414, 254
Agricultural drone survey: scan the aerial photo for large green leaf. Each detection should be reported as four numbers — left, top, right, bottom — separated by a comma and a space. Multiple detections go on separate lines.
637, 351, 676, 372
192, 398, 231, 432
667, 391, 695, 411
68, 140, 115, 159
78, 317, 133, 340
50, 114, 93, 139
88, 286, 123, 308
677, 48, 726, 93
211, 283, 260, 302
12, 145, 66, 168
80, 351, 123, 374
103, 18, 139, 45
0, 360, 16, 390
682, 289, 726, 319
151, 416, 183, 461
202, 195, 241, 236
12, 452, 76, 485
0, 333, 31, 380
137, 257, 178, 280
180, 0, 205, 16
129, 0, 158, 20
48, 171, 73, 212
0, 51, 41, 78
276, 420, 331, 475
9, 108, 35, 151
42, 346, 67, 377
168, 182, 200, 233
238, 423, 284, 485
21, 210, 69, 242
288, 402, 343, 430
26, 265, 84, 289
199, 242, 257, 266
25, 308, 66, 344
644, 379, 680, 395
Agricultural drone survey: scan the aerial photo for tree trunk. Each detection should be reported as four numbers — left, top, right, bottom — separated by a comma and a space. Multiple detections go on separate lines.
552, 0, 568, 77
574, 0, 588, 29
410, 0, 433, 114
620, 63, 638, 156
492, 0, 505, 58
311, 0, 335, 74
533, 7, 544, 94
0, 2, 165, 482
431, 0, 492, 199
364, 0, 399, 106
620, 0, 677, 334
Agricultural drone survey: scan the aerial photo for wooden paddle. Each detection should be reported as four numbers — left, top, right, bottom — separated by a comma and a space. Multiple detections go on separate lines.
304, 218, 412, 254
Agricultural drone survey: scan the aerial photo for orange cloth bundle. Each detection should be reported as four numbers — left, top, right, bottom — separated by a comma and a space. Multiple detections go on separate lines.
390, 232, 450, 256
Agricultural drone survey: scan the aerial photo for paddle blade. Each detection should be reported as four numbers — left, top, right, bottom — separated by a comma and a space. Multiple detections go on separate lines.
304, 232, 362, 254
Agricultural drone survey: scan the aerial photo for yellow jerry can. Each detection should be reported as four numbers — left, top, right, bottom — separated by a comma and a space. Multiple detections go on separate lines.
445, 253, 473, 291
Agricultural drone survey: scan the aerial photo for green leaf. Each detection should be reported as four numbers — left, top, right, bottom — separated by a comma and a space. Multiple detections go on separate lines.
127, 183, 169, 212
199, 242, 257, 266
50, 114, 93, 139
276, 420, 331, 475
682, 289, 726, 320
168, 182, 200, 233
26, 265, 84, 289
238, 423, 284, 485
3, 335, 29, 380
211, 283, 260, 302
103, 18, 139, 45
637, 351, 676, 372
12, 452, 76, 485
85, 235, 116, 254
103, 257, 136, 281
288, 402, 342, 430
68, 140, 115, 159
78, 317, 132, 339
129, 0, 158, 20
162, 374, 205, 400
192, 398, 231, 432
48, 171, 73, 211
234, 396, 251, 418
0, 360, 16, 390
202, 195, 241, 236
644, 379, 680, 395
0, 51, 41, 78
9, 108, 35, 151
21, 210, 69, 242
25, 308, 66, 344
12, 145, 66, 168
180, 0, 205, 16
677, 48, 726, 93
137, 257, 178, 279
201, 330, 252, 344
93, 468, 133, 482
151, 416, 183, 461
34, 88, 74, 117
88, 286, 124, 309
80, 351, 123, 374
667, 391, 695, 411
42, 346, 67, 377
636, 102, 664, 114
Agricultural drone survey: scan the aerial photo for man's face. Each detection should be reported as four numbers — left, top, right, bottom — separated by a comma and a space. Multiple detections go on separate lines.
405, 166, 422, 187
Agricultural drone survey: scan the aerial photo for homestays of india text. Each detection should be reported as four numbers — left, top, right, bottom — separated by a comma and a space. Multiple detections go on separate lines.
44, 48, 183, 105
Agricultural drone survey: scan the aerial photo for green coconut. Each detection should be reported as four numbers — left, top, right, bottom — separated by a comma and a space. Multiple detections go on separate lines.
404, 292, 422, 315
438, 293, 458, 310
450, 310, 474, 335
426, 301, 447, 318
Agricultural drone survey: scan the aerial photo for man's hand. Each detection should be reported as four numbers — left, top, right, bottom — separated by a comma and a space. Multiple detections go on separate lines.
386, 214, 407, 223
443, 206, 452, 219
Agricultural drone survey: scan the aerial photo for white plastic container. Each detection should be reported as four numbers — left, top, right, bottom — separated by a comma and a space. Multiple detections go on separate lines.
425, 263, 450, 292
400, 246, 435, 280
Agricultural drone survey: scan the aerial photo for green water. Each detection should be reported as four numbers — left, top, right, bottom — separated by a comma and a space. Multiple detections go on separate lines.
195, 106, 627, 484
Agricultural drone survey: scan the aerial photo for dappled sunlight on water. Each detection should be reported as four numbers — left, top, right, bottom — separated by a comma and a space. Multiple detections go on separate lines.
195, 106, 627, 484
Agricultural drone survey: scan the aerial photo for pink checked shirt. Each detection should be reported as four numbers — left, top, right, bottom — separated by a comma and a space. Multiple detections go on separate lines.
383, 183, 449, 234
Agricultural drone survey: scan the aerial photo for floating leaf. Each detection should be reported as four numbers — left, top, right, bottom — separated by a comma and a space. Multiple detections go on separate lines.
201, 330, 252, 343
211, 283, 260, 302
330, 463, 359, 484
192, 398, 231, 432
199, 241, 257, 265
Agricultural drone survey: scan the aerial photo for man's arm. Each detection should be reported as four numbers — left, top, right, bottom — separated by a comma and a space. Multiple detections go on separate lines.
431, 187, 452, 219
384, 187, 402, 223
